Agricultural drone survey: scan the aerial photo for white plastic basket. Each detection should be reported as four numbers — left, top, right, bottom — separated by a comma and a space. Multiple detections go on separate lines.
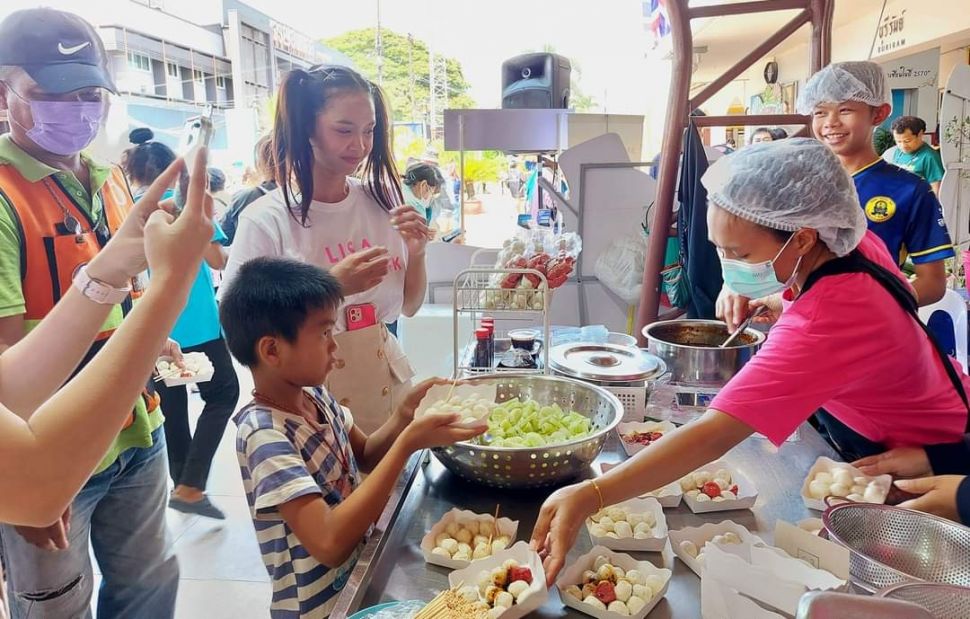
607, 385, 647, 423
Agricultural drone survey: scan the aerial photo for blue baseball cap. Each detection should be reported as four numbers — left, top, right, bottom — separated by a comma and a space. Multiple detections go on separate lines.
0, 8, 117, 95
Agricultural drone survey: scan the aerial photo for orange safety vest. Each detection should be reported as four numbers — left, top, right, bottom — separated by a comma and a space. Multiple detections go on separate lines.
0, 164, 134, 338
0, 163, 155, 428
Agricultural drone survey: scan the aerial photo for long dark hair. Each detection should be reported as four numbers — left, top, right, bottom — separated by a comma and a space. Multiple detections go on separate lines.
273, 64, 402, 226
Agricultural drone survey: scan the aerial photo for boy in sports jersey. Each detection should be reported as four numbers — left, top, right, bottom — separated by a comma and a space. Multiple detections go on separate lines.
797, 61, 953, 306
220, 257, 485, 618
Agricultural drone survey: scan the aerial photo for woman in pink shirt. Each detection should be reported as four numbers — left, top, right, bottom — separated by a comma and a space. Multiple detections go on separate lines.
528, 139, 970, 585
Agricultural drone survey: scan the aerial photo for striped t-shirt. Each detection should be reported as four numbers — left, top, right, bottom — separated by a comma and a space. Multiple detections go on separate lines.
234, 386, 363, 618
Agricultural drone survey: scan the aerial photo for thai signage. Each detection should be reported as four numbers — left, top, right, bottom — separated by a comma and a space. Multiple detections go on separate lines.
875, 8, 906, 55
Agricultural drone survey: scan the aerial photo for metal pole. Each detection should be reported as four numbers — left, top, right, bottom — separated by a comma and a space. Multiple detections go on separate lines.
459, 112, 465, 236
689, 0, 808, 18
809, 0, 835, 133
636, 0, 692, 343
690, 9, 811, 110
408, 33, 416, 122
376, 0, 383, 86
429, 48, 436, 138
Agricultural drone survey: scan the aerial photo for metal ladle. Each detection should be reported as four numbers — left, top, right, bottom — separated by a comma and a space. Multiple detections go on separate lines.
720, 305, 768, 348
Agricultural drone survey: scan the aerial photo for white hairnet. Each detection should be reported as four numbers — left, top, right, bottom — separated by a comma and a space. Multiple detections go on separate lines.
701, 138, 866, 256
796, 61, 889, 114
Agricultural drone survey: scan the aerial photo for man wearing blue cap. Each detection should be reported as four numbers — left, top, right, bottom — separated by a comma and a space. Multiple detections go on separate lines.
0, 9, 178, 618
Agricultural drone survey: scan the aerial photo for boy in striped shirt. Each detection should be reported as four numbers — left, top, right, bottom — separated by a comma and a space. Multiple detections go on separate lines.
220, 257, 485, 618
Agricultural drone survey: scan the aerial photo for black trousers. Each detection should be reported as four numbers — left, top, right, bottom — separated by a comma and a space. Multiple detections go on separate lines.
811, 409, 886, 462
156, 336, 240, 490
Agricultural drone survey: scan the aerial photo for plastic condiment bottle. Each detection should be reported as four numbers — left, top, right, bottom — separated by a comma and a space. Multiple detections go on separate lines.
480, 318, 495, 366
474, 328, 491, 370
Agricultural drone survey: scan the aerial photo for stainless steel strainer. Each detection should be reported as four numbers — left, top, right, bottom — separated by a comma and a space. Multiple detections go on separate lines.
878, 583, 970, 619
822, 502, 970, 592
430, 374, 622, 489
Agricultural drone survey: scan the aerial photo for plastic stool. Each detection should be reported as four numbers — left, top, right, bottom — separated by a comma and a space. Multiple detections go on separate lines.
918, 288, 969, 374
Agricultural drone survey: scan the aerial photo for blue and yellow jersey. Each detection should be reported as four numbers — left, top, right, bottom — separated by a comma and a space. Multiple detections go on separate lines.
852, 159, 954, 265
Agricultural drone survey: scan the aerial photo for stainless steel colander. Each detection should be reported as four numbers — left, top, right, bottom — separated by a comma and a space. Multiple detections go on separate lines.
878, 583, 970, 619
822, 502, 970, 592
430, 374, 622, 489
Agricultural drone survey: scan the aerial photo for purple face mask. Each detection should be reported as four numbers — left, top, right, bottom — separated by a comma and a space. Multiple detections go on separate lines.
8, 92, 106, 157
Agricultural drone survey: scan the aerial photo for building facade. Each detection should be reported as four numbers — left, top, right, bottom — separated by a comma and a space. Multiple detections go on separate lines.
1, 0, 351, 174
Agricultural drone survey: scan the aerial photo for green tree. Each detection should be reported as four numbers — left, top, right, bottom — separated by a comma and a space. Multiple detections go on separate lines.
325, 28, 475, 124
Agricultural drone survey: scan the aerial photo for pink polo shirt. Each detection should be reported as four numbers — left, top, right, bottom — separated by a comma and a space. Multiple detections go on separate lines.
711, 231, 969, 448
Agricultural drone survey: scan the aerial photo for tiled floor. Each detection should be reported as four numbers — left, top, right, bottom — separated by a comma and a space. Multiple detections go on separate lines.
92, 361, 272, 618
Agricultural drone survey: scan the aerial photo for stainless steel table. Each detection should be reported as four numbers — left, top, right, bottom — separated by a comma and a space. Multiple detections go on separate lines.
330, 425, 839, 618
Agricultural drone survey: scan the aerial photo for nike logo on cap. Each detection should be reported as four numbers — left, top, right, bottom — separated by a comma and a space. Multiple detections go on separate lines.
58, 41, 91, 55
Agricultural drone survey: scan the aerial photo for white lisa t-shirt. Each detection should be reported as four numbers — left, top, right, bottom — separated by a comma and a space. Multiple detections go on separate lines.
221, 179, 408, 333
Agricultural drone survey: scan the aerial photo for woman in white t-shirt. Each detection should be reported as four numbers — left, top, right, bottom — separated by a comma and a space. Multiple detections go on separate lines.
222, 65, 431, 434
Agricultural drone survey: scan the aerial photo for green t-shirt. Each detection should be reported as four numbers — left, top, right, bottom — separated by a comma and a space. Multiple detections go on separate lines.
890, 142, 945, 184
0, 134, 163, 474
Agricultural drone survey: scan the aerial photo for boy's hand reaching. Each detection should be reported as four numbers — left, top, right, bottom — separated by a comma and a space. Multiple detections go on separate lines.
395, 377, 466, 422
401, 410, 486, 452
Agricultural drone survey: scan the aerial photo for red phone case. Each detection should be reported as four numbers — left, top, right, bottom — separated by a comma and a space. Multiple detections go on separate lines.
345, 303, 378, 331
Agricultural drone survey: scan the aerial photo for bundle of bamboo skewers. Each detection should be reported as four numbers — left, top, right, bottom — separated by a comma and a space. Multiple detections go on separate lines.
415, 505, 504, 619
414, 587, 488, 619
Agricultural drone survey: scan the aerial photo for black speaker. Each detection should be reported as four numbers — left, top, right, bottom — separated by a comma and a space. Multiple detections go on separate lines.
501, 53, 571, 109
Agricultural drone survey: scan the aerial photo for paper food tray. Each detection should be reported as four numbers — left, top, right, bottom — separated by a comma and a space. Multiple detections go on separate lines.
420, 508, 520, 570
669, 521, 767, 578
586, 497, 668, 552
700, 539, 846, 619
616, 420, 677, 457
448, 541, 548, 619
682, 460, 758, 514
599, 463, 683, 508
156, 353, 213, 387
800, 456, 891, 511
701, 567, 787, 619
414, 382, 498, 427
556, 545, 671, 619
797, 518, 824, 537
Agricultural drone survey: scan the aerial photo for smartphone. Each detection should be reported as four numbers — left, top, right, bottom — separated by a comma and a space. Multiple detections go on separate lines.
179, 106, 214, 170
442, 229, 462, 243
175, 107, 214, 211
345, 303, 378, 331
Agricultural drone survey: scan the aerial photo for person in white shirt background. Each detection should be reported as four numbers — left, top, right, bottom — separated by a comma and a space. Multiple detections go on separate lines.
221, 64, 432, 435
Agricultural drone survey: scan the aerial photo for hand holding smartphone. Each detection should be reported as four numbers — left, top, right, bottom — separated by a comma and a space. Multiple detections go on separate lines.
175, 106, 214, 211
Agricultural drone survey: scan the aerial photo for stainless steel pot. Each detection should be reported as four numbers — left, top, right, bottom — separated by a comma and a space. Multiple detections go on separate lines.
549, 342, 667, 386
642, 319, 765, 387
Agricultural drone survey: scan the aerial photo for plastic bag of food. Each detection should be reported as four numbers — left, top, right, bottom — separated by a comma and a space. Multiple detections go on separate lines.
492, 230, 582, 291
595, 233, 647, 304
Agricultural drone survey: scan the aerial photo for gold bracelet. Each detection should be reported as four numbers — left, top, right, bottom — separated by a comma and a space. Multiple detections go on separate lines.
588, 478, 605, 512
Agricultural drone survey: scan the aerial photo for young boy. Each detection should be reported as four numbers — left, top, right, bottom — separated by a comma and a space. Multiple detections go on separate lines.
797, 61, 953, 306
219, 257, 485, 618
887, 115, 946, 194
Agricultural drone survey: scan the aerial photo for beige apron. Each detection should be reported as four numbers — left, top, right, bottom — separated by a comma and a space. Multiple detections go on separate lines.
326, 323, 415, 435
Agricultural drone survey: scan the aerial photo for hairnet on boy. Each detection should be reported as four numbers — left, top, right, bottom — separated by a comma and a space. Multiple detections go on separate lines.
701, 138, 867, 256
796, 61, 890, 114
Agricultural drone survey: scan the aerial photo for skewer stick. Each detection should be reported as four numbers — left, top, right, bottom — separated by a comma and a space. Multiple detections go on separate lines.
487, 503, 501, 548
153, 369, 184, 382
444, 374, 460, 403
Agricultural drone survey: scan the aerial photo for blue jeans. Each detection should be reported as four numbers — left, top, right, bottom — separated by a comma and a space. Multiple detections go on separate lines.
0, 427, 179, 619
